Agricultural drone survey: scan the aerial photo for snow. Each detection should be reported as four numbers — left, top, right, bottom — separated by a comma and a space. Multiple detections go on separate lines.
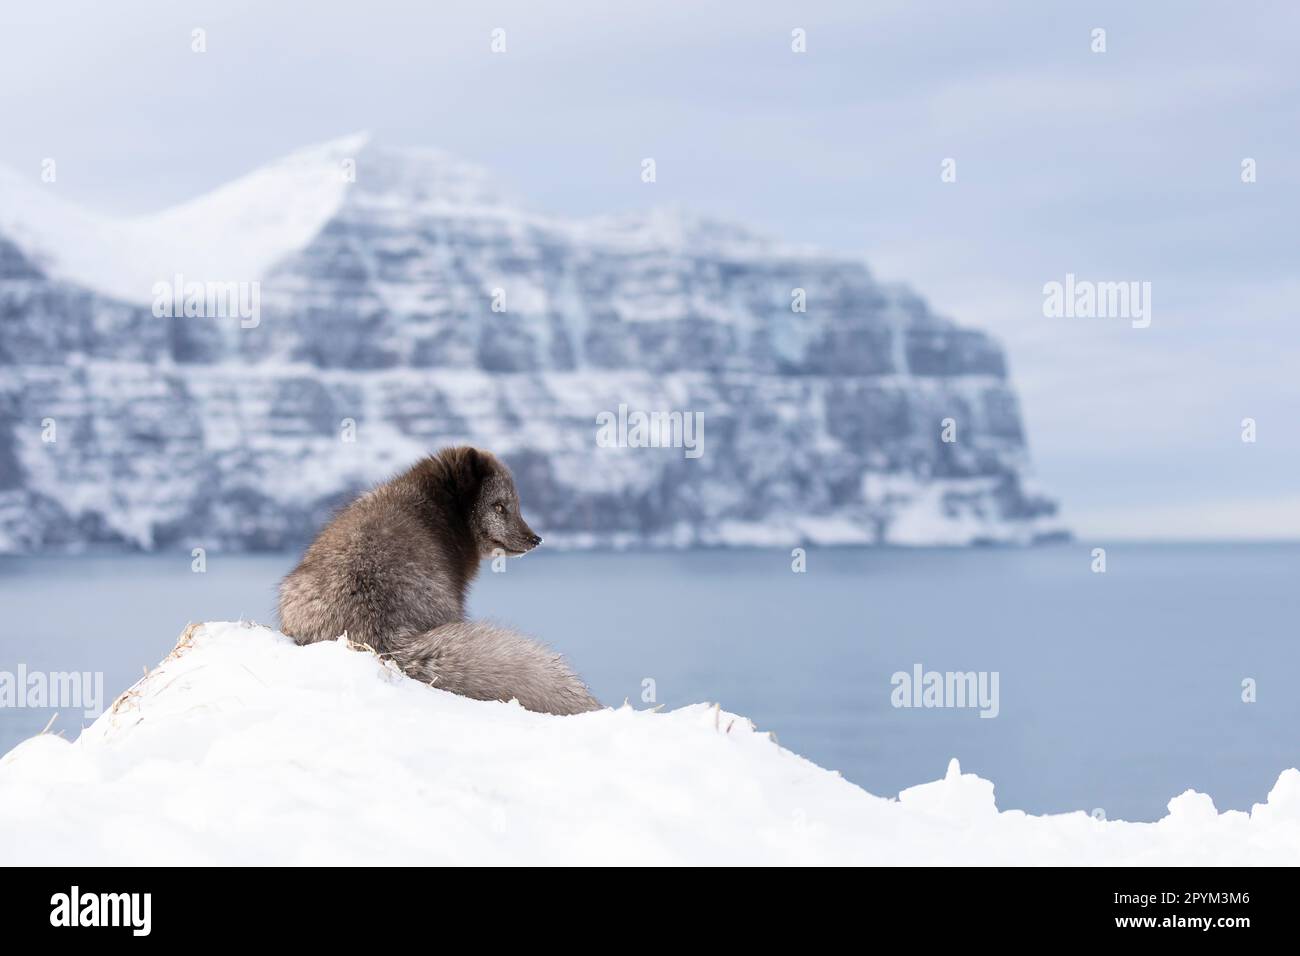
0, 163, 116, 282
0, 134, 367, 303
1, 622, 1296, 865
0, 134, 835, 309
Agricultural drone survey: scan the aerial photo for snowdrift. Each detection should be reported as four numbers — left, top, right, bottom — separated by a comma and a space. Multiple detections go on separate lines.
1, 622, 1296, 865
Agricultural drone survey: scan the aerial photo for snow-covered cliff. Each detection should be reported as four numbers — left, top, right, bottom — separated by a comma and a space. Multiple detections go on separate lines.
0, 622, 1293, 865
0, 135, 1063, 551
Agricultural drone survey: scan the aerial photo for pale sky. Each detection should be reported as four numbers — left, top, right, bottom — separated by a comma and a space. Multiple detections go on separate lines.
1, 0, 1297, 540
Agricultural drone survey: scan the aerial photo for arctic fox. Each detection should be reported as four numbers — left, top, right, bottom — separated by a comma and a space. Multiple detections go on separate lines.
277, 446, 600, 715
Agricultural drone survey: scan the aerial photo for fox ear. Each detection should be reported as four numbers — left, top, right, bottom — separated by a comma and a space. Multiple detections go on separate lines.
465, 447, 493, 479
452, 446, 497, 492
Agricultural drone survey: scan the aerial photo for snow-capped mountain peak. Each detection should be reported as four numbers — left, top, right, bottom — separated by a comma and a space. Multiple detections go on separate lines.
0, 136, 830, 303
0, 133, 372, 303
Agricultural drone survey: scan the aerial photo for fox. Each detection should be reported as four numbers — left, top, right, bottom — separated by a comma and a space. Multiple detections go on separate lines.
277, 446, 600, 715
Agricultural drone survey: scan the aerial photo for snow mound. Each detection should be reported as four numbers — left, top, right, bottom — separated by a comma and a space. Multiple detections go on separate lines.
1, 622, 1296, 865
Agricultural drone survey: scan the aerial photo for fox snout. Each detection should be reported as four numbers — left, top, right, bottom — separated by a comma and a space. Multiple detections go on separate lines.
494, 519, 541, 556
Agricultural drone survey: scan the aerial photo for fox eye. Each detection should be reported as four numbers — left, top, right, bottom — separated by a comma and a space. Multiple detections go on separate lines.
493, 503, 505, 515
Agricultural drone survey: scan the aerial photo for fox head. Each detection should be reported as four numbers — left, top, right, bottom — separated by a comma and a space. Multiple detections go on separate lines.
442, 446, 542, 559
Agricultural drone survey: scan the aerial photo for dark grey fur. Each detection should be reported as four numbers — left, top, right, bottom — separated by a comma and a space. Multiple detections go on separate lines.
277, 446, 600, 715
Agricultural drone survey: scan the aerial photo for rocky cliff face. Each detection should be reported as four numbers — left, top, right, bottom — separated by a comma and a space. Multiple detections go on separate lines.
0, 136, 1062, 552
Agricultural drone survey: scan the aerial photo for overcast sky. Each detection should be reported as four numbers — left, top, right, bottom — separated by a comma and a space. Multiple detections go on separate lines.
2, 0, 1297, 540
